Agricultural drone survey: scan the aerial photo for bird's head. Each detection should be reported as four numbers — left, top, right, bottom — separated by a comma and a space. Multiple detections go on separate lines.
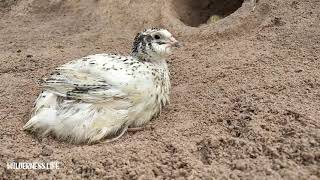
132, 28, 180, 61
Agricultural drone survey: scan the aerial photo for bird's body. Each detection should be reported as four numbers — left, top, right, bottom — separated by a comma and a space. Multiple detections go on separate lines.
23, 28, 180, 143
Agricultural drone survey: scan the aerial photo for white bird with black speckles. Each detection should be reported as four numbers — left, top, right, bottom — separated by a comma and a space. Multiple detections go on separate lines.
23, 28, 180, 143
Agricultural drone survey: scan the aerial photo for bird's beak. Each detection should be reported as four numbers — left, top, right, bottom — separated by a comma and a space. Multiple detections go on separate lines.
169, 37, 182, 48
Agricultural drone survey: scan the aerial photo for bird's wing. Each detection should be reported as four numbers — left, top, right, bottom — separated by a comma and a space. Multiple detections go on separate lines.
41, 54, 132, 103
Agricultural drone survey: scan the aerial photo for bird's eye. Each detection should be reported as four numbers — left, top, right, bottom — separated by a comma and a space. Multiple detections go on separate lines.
154, 35, 161, 40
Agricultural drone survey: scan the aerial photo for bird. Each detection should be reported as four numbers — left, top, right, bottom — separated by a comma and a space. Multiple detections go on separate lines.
23, 28, 180, 144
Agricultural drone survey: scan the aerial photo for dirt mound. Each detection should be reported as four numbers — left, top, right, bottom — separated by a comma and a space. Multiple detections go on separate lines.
0, 0, 319, 179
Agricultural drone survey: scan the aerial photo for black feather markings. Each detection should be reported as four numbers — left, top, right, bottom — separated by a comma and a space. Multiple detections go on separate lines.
132, 32, 143, 54
66, 84, 111, 99
132, 27, 164, 58
41, 74, 111, 100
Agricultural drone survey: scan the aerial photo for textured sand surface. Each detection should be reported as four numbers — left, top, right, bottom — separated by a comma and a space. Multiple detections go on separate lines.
0, 0, 319, 179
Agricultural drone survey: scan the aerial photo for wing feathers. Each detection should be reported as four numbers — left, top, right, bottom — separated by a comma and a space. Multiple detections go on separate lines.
40, 55, 130, 102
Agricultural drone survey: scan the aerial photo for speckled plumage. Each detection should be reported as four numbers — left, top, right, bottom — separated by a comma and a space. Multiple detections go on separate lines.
23, 28, 180, 143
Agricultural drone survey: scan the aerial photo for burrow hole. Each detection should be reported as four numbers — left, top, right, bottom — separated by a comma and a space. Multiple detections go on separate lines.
173, 0, 245, 27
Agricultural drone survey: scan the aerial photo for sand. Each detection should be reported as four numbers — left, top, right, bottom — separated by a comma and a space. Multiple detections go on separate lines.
0, 0, 319, 179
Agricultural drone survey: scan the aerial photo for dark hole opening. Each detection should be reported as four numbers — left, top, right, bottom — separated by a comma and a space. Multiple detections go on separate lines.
174, 0, 245, 27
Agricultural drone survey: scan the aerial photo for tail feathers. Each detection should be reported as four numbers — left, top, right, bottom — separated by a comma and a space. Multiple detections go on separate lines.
24, 103, 129, 144
23, 107, 57, 137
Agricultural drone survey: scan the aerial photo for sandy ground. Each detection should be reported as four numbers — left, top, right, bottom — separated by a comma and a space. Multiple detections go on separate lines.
0, 0, 319, 179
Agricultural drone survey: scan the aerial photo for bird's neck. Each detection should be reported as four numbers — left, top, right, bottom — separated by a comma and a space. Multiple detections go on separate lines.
132, 53, 167, 67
